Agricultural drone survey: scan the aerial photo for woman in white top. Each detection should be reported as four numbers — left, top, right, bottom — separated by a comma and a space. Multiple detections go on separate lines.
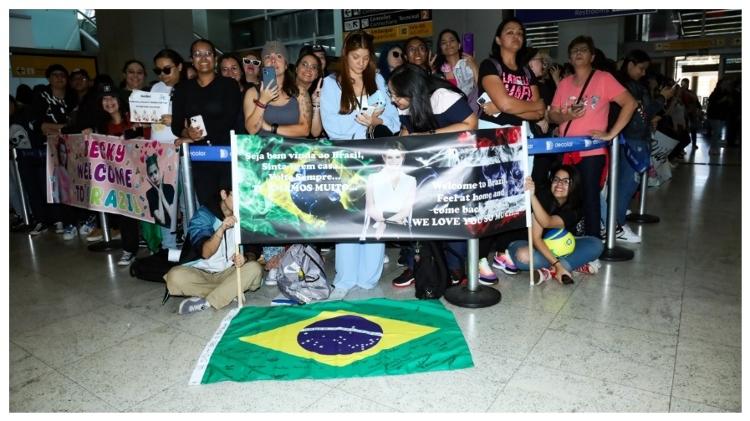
363, 140, 416, 240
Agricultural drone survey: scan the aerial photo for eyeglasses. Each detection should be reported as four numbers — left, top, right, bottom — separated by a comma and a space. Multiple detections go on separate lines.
551, 176, 571, 186
570, 47, 590, 55
192, 50, 214, 59
391, 50, 401, 58
299, 61, 319, 70
243, 58, 261, 66
153, 65, 174, 76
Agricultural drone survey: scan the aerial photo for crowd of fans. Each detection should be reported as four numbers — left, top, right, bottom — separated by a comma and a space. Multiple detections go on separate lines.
9, 17, 742, 311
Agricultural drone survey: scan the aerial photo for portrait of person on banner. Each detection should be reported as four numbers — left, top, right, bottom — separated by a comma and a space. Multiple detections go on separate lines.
145, 154, 177, 230
361, 140, 417, 240
51, 136, 71, 204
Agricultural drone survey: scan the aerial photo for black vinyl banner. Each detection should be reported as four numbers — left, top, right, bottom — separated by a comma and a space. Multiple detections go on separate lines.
234, 127, 528, 244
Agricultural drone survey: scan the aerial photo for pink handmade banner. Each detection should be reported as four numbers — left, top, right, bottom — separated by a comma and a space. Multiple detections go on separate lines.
46, 133, 180, 229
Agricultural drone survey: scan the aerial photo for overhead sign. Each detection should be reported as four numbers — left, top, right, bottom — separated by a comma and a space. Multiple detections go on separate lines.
343, 9, 432, 43
10, 53, 97, 78
654, 36, 740, 51
515, 9, 655, 25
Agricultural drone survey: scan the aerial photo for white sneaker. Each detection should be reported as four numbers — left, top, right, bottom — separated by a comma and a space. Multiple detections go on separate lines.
178, 297, 211, 314
54, 221, 64, 233
118, 251, 135, 266
264, 268, 278, 286
616, 225, 641, 244
62, 225, 77, 240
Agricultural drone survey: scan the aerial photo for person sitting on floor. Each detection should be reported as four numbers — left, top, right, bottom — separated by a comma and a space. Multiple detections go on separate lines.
164, 188, 262, 314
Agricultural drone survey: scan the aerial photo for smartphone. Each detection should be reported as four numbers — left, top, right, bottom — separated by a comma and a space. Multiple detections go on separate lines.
262, 66, 277, 89
462, 32, 474, 56
571, 102, 585, 113
190, 115, 207, 138
477, 92, 501, 117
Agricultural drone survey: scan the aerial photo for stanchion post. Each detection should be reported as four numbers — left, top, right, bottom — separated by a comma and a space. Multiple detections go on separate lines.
180, 142, 197, 221
627, 171, 660, 223
11, 148, 31, 226
88, 212, 123, 252
600, 136, 634, 261
444, 238, 501, 308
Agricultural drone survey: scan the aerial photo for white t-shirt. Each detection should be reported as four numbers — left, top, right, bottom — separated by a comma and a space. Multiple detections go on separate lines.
150, 81, 176, 142
190, 225, 236, 273
369, 170, 417, 214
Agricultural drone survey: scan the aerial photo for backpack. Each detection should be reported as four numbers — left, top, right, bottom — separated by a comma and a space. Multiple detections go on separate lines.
130, 249, 179, 283
414, 241, 450, 299
268, 244, 331, 304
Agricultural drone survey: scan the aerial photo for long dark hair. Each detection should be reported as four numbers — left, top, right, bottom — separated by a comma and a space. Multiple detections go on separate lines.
549, 164, 581, 212
152, 48, 184, 85
295, 53, 322, 97
433, 29, 462, 76
490, 18, 527, 61
617, 49, 651, 85
388, 63, 463, 132
338, 31, 378, 114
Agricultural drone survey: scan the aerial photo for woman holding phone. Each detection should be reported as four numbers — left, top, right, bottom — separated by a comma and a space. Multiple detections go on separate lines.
171, 38, 243, 207
320, 31, 400, 298
547, 35, 636, 239
243, 40, 311, 138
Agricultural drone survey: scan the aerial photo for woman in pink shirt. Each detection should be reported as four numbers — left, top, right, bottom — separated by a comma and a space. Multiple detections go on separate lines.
548, 36, 636, 238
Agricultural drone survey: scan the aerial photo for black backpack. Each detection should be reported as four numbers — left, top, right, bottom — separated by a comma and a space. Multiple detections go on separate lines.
414, 241, 450, 299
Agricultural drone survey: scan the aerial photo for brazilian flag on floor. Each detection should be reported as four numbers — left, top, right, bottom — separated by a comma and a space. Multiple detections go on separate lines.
190, 298, 473, 384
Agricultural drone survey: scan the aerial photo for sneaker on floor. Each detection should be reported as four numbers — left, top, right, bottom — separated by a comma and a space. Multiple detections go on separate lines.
615, 224, 641, 244
392, 268, 415, 287
29, 222, 48, 236
54, 221, 64, 234
383, 254, 390, 264
449, 269, 466, 286
78, 217, 97, 236
117, 251, 135, 266
492, 250, 519, 275
62, 225, 77, 240
478, 258, 498, 285
534, 267, 556, 286
328, 286, 349, 301
178, 297, 211, 315
575, 259, 600, 275
86, 228, 103, 242
264, 268, 278, 286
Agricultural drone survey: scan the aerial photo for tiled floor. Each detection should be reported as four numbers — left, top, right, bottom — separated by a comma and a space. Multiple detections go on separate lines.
8, 136, 742, 412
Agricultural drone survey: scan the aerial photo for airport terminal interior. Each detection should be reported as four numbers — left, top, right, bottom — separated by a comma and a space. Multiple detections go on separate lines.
7, 8, 743, 413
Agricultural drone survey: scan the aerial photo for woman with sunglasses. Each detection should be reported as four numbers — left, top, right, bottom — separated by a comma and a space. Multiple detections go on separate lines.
477, 18, 545, 130
241, 53, 261, 88
171, 38, 243, 207
434, 29, 478, 98
547, 36, 636, 240
295, 53, 324, 138
503, 165, 604, 284
243, 40, 311, 138
151, 48, 185, 250
376, 44, 404, 82
320, 31, 400, 299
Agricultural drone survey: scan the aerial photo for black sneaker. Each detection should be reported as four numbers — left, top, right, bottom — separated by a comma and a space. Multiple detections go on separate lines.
449, 269, 466, 286
392, 269, 415, 287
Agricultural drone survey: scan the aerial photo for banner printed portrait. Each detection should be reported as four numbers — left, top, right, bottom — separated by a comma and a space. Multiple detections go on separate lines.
46, 134, 180, 229
234, 127, 527, 243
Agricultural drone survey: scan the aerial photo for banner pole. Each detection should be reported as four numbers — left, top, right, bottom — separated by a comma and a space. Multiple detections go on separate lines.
600, 135, 634, 261
180, 142, 197, 222
11, 148, 31, 226
230, 131, 243, 308
627, 170, 660, 223
521, 123, 534, 285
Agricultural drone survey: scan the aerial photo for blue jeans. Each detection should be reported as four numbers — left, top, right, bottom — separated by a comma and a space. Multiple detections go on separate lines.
616, 138, 648, 225
507, 236, 604, 272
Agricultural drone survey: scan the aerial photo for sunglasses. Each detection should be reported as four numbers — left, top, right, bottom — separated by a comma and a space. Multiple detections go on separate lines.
243, 58, 261, 66
391, 50, 401, 58
153, 65, 174, 76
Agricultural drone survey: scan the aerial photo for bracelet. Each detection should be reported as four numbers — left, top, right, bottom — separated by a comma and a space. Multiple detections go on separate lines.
272, 123, 279, 134
551, 260, 560, 266
254, 99, 267, 109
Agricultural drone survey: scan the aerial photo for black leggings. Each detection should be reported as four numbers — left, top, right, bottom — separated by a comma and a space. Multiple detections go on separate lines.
575, 155, 606, 238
